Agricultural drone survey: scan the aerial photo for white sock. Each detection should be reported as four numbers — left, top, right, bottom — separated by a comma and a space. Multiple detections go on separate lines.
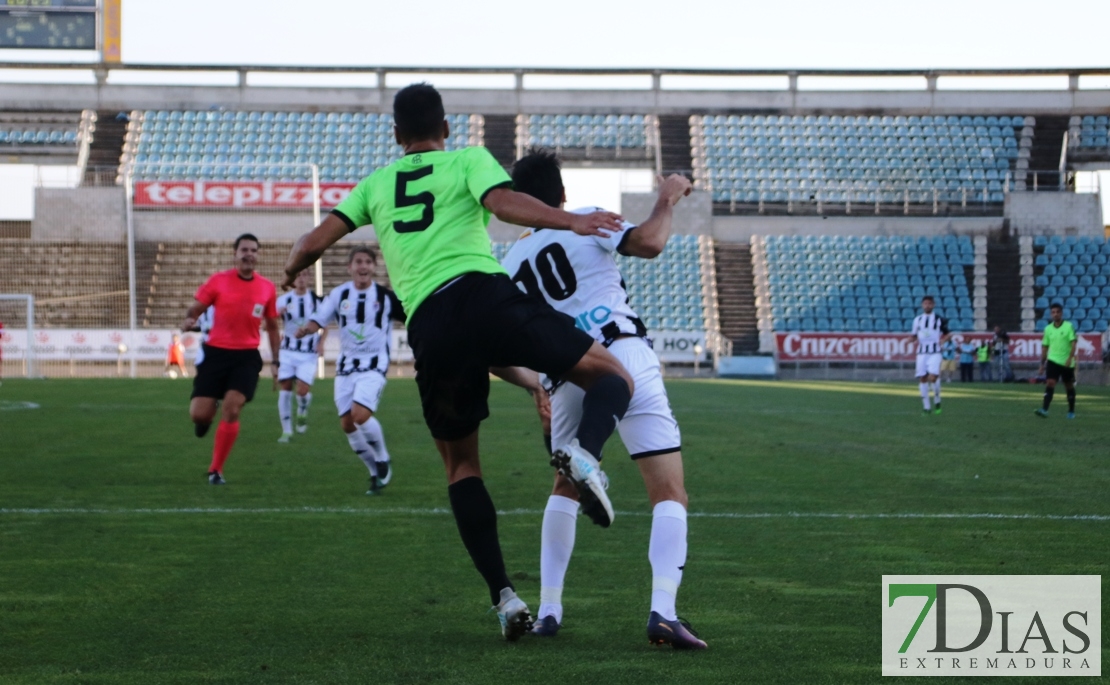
278, 390, 293, 434
538, 495, 579, 623
345, 429, 378, 477
297, 392, 312, 418
649, 500, 687, 622
932, 380, 942, 404
919, 382, 931, 410
360, 416, 390, 463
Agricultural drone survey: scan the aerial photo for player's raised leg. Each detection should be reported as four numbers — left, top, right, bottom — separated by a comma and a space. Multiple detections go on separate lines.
544, 343, 632, 528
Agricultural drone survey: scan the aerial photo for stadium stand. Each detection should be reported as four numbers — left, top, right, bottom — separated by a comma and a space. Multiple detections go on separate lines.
751, 235, 978, 333
0, 241, 128, 327
1069, 115, 1110, 149
120, 111, 483, 182
0, 111, 83, 162
691, 115, 1028, 209
1031, 235, 1110, 333
516, 114, 657, 161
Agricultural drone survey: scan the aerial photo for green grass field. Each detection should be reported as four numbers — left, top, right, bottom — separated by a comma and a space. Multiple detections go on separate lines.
1, 377, 1107, 684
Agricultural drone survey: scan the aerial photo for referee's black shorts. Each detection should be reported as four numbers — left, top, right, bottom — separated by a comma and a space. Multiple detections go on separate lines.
1045, 360, 1076, 384
191, 344, 263, 402
407, 272, 595, 441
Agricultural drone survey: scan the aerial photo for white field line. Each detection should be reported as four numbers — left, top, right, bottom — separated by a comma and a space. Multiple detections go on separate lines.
0, 507, 1107, 521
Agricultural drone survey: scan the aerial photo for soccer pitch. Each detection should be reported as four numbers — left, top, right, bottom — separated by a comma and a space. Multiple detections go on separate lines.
1, 378, 1107, 684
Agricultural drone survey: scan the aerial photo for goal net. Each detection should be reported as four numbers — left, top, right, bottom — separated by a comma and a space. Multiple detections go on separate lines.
0, 294, 37, 379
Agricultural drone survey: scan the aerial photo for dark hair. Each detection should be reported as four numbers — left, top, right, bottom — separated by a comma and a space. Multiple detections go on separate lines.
511, 148, 564, 209
1049, 302, 1063, 311
347, 245, 377, 265
393, 83, 445, 142
921, 295, 935, 303
233, 233, 259, 250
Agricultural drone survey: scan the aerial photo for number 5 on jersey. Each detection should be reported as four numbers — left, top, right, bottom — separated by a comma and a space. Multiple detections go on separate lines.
395, 166, 435, 233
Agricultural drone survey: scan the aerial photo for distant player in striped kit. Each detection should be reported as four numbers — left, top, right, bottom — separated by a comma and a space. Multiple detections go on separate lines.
275, 269, 326, 443
182, 233, 281, 485
908, 295, 950, 415
295, 246, 404, 494
190, 306, 214, 367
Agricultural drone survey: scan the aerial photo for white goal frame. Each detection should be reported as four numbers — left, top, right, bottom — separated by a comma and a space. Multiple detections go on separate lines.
0, 294, 37, 379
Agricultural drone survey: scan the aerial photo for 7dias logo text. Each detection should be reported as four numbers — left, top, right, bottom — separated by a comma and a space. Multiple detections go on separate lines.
881, 576, 1101, 677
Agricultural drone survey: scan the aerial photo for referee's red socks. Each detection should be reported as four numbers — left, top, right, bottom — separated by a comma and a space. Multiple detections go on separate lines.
209, 420, 240, 474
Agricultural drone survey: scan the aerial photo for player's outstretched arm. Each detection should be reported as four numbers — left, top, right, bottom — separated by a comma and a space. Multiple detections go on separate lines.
483, 188, 623, 237
621, 174, 693, 259
284, 214, 350, 289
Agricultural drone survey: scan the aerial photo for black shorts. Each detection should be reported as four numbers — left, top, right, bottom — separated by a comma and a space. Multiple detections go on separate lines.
1045, 360, 1076, 384
407, 272, 596, 441
191, 344, 263, 402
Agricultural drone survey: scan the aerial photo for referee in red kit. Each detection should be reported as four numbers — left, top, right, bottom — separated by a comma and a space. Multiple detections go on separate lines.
182, 233, 281, 485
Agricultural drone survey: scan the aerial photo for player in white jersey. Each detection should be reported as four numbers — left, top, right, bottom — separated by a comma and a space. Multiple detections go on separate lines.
295, 246, 404, 494
500, 150, 706, 649
908, 295, 950, 414
275, 270, 326, 443
189, 306, 215, 367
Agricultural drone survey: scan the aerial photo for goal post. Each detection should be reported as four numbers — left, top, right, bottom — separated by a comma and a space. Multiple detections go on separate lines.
0, 294, 38, 379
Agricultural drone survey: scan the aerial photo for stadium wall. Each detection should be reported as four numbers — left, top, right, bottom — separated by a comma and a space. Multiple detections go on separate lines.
1004, 192, 1103, 237
32, 188, 125, 241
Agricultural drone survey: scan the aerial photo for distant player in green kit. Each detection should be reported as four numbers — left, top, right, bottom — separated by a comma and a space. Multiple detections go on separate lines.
282, 83, 635, 641
1035, 303, 1078, 419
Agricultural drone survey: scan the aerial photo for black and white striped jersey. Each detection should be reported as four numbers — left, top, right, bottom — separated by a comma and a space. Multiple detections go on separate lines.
311, 280, 405, 376
277, 290, 323, 354
197, 305, 215, 345
911, 312, 949, 354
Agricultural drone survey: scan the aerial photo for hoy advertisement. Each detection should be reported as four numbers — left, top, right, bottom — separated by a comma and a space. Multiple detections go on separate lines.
882, 575, 1101, 677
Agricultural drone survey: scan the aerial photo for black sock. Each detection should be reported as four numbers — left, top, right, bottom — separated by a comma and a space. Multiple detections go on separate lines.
1066, 389, 1076, 413
543, 433, 553, 456
447, 476, 512, 606
575, 373, 631, 458
1042, 386, 1054, 411
194, 422, 211, 438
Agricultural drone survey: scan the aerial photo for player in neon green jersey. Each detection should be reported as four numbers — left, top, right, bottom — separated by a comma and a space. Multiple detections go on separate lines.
1035, 303, 1078, 419
283, 83, 634, 641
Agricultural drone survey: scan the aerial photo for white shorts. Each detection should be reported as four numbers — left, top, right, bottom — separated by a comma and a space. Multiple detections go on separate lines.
550, 337, 681, 460
915, 353, 942, 378
278, 349, 319, 385
334, 371, 387, 415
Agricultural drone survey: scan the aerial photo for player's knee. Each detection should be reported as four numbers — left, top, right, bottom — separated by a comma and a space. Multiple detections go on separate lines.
649, 484, 688, 508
